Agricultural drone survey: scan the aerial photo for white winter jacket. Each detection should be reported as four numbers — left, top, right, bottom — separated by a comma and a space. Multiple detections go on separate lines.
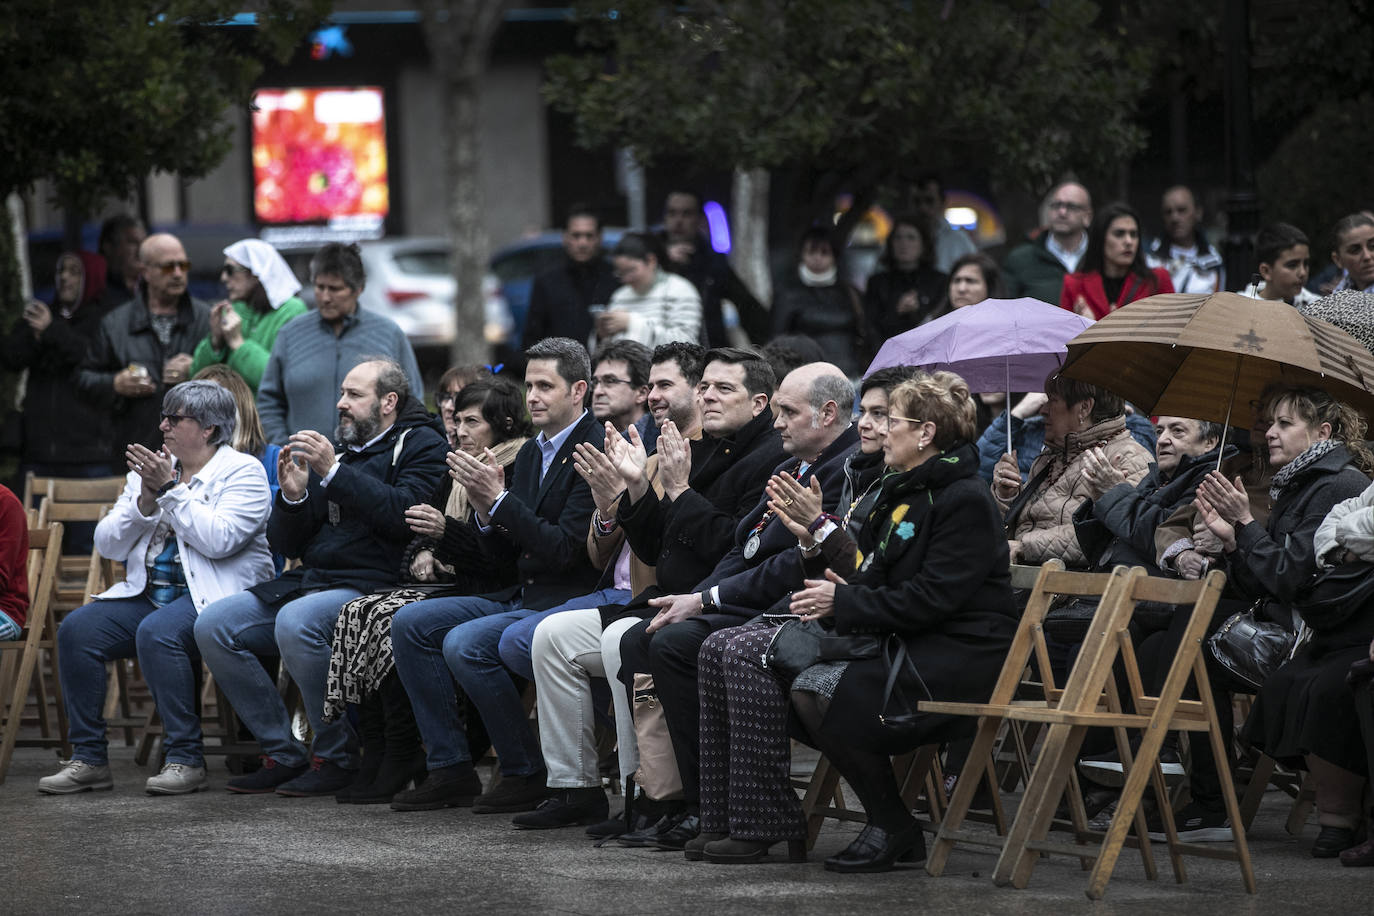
598, 271, 703, 349
94, 445, 274, 611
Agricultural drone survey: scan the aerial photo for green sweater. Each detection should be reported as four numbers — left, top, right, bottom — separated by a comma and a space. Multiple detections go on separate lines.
189, 296, 308, 393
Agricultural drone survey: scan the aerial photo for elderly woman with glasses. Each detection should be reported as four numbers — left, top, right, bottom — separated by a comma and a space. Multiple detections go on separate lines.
38, 381, 275, 797
190, 239, 308, 395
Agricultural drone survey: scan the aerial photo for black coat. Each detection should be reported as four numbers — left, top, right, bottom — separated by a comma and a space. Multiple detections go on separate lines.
521, 256, 618, 347
862, 266, 948, 343
705, 426, 861, 621
771, 281, 866, 376
607, 408, 784, 623
662, 234, 768, 346
1229, 444, 1370, 614
255, 397, 449, 600
1073, 444, 1237, 573
477, 411, 603, 610
1, 301, 115, 465
819, 442, 1017, 753
77, 288, 211, 460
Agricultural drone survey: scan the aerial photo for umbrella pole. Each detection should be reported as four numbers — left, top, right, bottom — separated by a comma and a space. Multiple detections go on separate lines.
1006, 360, 1012, 459
1217, 356, 1243, 471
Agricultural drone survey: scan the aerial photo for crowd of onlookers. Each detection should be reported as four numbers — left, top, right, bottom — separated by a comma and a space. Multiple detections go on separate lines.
2, 184, 1373, 876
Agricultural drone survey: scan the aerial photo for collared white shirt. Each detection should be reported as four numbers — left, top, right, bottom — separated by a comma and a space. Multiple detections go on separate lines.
1047, 233, 1088, 273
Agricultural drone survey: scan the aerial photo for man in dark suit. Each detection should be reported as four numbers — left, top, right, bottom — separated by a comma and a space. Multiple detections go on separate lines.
521, 205, 618, 347
618, 361, 861, 847
390, 337, 602, 812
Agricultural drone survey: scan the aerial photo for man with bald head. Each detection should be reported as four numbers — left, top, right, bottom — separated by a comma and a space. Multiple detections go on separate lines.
1147, 186, 1224, 294
1003, 181, 1094, 305
615, 361, 861, 848
79, 232, 211, 458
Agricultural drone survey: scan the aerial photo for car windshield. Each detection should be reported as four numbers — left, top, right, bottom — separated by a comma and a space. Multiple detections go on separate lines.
393, 250, 451, 276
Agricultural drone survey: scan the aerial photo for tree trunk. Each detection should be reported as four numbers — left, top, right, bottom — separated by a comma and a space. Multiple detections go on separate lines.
729, 166, 771, 318
419, 0, 511, 371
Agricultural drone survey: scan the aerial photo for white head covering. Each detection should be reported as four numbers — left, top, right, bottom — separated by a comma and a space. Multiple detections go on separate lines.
222, 239, 302, 310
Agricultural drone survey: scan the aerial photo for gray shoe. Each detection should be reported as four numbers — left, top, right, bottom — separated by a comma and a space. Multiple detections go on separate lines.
38, 760, 114, 795
146, 762, 207, 795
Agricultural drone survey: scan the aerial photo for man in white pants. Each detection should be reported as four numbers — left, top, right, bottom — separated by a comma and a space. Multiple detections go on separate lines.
515, 344, 784, 833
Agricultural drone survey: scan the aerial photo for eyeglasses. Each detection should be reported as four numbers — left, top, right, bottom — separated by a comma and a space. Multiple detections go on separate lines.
160, 413, 192, 425
220, 263, 250, 277
1048, 201, 1087, 213
887, 414, 928, 428
436, 391, 460, 406
152, 259, 191, 275
591, 376, 632, 389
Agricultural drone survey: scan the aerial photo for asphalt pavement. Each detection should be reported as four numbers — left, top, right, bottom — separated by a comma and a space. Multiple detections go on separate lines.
3, 746, 1369, 915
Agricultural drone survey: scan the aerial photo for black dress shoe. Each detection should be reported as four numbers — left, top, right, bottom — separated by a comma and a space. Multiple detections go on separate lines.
275, 757, 358, 798
824, 821, 927, 873
616, 813, 678, 848
390, 763, 483, 811
703, 836, 806, 864
512, 788, 609, 829
651, 812, 702, 851
471, 771, 551, 814
1313, 824, 1366, 858
1340, 837, 1374, 867
343, 753, 428, 805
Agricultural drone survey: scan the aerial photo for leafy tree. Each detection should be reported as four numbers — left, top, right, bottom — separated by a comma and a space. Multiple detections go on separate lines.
417, 0, 514, 369
0, 1, 327, 449
544, 0, 1155, 236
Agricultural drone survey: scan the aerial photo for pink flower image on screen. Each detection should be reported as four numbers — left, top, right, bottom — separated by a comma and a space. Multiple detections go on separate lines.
252, 87, 390, 224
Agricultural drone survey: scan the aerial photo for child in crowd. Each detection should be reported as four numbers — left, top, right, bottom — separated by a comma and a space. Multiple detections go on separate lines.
1243, 222, 1319, 307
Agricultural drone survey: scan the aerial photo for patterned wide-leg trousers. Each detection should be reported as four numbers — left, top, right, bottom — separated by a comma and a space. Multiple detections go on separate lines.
698, 621, 804, 841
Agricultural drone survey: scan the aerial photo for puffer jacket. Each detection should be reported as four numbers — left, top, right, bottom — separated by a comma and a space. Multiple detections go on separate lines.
999, 414, 1152, 567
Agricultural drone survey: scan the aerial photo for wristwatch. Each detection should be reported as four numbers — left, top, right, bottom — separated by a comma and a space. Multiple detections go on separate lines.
699, 589, 717, 611
155, 479, 179, 496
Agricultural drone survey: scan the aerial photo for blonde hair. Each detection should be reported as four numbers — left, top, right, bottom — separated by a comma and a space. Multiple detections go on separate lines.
1261, 383, 1374, 474
192, 364, 268, 456
888, 371, 977, 449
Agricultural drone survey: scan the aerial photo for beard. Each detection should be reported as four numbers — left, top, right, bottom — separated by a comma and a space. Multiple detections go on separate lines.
336, 402, 383, 446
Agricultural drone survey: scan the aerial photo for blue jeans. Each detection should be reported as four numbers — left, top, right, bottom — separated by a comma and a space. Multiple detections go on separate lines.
194, 587, 361, 768
58, 594, 202, 766
496, 588, 631, 680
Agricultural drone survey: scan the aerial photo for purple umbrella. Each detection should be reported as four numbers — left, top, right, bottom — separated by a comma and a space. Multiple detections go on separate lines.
865, 297, 1095, 454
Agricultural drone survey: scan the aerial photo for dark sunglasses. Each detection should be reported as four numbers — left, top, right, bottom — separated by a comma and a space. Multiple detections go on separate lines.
153, 259, 191, 275
160, 413, 193, 425
220, 263, 251, 277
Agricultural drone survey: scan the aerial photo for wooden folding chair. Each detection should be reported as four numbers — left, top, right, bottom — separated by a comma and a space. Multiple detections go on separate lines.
930, 564, 1254, 899
0, 522, 68, 783
925, 562, 1140, 880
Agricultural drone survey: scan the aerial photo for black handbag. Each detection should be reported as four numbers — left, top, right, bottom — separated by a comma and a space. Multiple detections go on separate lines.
1207, 601, 1298, 691
1294, 561, 1374, 632
762, 616, 829, 681
876, 636, 933, 738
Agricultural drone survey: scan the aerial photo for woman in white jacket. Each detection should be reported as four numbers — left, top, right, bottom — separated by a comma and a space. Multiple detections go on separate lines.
593, 232, 702, 350
38, 381, 273, 797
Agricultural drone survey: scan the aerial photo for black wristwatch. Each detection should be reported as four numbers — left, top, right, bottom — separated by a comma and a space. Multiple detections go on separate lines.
156, 473, 181, 496
699, 589, 717, 611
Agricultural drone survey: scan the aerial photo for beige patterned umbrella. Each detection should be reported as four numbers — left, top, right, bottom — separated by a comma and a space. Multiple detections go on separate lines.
1058, 291, 1374, 423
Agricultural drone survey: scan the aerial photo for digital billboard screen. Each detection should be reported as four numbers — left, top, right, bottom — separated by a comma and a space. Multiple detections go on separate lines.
251, 86, 389, 228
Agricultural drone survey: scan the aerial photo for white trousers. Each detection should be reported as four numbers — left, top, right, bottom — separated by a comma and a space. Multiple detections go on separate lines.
532, 607, 640, 789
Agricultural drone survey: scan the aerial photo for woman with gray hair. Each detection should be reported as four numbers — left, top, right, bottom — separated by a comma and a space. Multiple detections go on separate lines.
38, 380, 276, 798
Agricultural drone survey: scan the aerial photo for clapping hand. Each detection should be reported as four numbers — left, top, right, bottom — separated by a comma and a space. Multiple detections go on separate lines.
287, 430, 338, 478
573, 439, 626, 515
1081, 445, 1128, 497
605, 421, 650, 499
767, 474, 824, 544
277, 445, 310, 501
450, 448, 505, 516
656, 420, 692, 500
405, 504, 446, 539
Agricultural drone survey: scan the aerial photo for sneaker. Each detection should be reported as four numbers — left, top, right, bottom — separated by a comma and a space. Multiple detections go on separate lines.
1079, 747, 1185, 788
226, 756, 309, 794
275, 756, 357, 797
1312, 824, 1365, 858
38, 760, 113, 795
1147, 801, 1233, 842
471, 771, 551, 814
586, 811, 656, 839
146, 762, 207, 795
512, 788, 609, 829
650, 812, 702, 851
390, 763, 483, 811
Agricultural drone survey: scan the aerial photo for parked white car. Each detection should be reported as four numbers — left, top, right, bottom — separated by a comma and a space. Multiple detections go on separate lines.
279, 236, 512, 350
